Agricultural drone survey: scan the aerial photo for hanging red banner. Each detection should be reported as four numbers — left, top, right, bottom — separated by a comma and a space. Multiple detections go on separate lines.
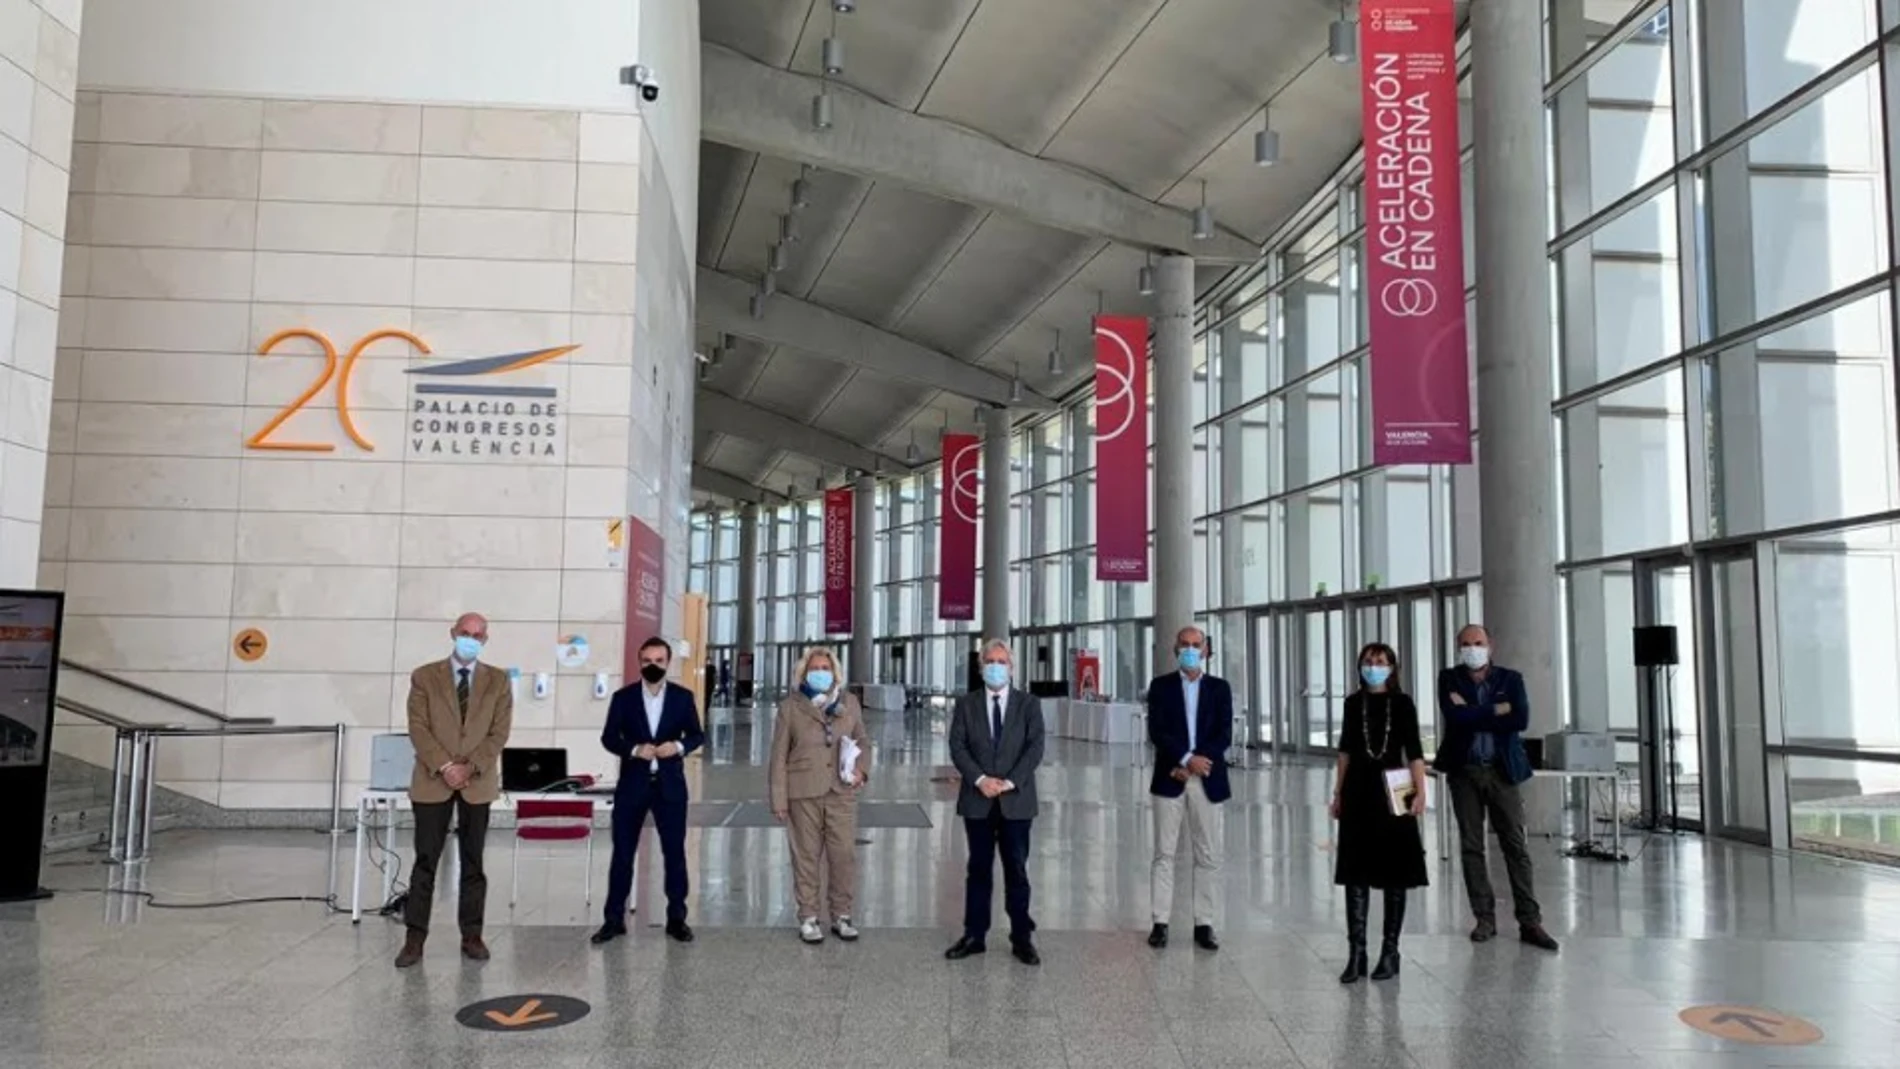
1094, 315, 1150, 582
1360, 0, 1472, 465
621, 516, 664, 677
823, 486, 853, 634
938, 432, 979, 621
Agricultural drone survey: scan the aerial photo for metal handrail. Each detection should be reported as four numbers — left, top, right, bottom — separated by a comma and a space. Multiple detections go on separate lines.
59, 658, 273, 726
54, 696, 157, 732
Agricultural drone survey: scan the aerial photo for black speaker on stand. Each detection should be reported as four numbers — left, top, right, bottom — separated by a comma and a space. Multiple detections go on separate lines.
1633, 625, 1680, 834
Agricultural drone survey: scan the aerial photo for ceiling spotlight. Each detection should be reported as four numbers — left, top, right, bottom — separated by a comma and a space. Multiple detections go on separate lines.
973, 403, 985, 424
1047, 329, 1064, 376
1192, 179, 1214, 241
760, 271, 777, 297
906, 432, 921, 465
832, 0, 854, 11
791, 177, 810, 209
1254, 108, 1280, 166
779, 214, 799, 244
769, 243, 789, 272
823, 36, 844, 75
1138, 256, 1155, 297
1329, 3, 1357, 63
750, 293, 766, 319
812, 92, 833, 130
1009, 378, 1024, 404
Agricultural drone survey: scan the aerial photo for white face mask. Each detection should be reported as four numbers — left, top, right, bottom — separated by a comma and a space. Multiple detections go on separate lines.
1459, 645, 1491, 671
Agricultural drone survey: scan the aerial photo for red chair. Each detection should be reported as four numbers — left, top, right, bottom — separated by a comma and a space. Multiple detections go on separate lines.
509, 797, 596, 906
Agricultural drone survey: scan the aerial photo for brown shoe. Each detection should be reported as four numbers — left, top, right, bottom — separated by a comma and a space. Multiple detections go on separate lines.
394, 933, 425, 969
461, 933, 490, 961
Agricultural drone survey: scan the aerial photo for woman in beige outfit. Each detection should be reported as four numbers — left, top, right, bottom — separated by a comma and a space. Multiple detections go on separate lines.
769, 646, 871, 943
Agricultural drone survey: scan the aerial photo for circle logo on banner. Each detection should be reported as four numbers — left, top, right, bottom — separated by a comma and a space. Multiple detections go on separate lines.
1677, 1005, 1823, 1046
556, 635, 589, 669
1093, 324, 1137, 443
1380, 277, 1439, 317
949, 439, 981, 525
456, 994, 590, 1033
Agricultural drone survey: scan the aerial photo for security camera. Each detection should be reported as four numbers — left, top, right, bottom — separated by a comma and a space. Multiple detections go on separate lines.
618, 64, 659, 102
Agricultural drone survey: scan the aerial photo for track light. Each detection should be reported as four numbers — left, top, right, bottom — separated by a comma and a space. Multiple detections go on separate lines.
832, 0, 854, 11
769, 243, 789, 272
750, 293, 766, 319
759, 272, 776, 297
1329, 3, 1357, 63
1046, 328, 1064, 376
1009, 378, 1023, 404
973, 403, 985, 424
1138, 255, 1155, 296
791, 177, 810, 209
812, 92, 833, 130
823, 37, 844, 75
1192, 179, 1213, 241
779, 214, 799, 244
1254, 108, 1280, 166
906, 432, 921, 465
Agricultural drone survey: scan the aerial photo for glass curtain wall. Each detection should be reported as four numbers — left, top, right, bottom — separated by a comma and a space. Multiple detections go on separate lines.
690, 0, 1900, 860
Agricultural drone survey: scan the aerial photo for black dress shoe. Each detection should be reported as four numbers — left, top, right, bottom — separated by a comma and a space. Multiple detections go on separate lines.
1519, 924, 1559, 952
944, 937, 986, 960
1147, 923, 1169, 948
590, 923, 627, 945
1011, 941, 1040, 966
665, 921, 695, 944
1192, 925, 1219, 952
1470, 917, 1497, 943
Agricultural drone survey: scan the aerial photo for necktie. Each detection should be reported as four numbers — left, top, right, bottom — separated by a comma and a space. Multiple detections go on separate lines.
990, 695, 1003, 750
456, 669, 470, 720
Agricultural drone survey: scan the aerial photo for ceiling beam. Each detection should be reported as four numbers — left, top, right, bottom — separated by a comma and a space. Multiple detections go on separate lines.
699, 268, 1053, 408
691, 463, 784, 504
701, 44, 1261, 265
696, 390, 913, 475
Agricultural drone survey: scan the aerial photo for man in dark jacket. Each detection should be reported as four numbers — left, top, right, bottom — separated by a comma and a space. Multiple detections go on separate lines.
1434, 624, 1559, 952
1145, 625, 1232, 952
944, 639, 1046, 965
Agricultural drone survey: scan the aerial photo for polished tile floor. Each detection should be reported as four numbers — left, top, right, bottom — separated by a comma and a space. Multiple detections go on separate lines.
6, 705, 1900, 1067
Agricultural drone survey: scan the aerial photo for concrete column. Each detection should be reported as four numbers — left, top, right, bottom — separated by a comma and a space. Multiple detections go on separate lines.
736, 502, 759, 698
1471, 0, 1559, 736
982, 405, 1013, 643
851, 474, 876, 683
1152, 253, 1195, 671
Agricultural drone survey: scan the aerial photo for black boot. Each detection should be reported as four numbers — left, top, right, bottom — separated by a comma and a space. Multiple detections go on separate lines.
1371, 889, 1406, 980
1339, 886, 1370, 984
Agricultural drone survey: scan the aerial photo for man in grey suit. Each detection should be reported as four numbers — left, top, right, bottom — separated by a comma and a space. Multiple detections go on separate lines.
944, 638, 1046, 966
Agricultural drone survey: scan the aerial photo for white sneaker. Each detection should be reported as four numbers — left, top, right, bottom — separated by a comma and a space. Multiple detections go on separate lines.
799, 917, 824, 943
832, 916, 859, 941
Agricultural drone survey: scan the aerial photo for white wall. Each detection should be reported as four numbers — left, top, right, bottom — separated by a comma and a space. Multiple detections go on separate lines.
79, 0, 638, 112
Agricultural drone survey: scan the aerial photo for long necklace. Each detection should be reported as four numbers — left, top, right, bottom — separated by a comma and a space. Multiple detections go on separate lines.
1362, 694, 1392, 762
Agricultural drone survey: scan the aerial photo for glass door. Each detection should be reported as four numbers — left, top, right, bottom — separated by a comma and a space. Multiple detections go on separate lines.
1701, 547, 1770, 842
1633, 558, 1703, 828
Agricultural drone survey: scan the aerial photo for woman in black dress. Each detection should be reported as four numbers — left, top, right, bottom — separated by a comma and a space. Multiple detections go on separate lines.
1329, 642, 1428, 983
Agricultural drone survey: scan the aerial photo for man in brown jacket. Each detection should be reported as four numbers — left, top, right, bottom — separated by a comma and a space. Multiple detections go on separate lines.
396, 612, 513, 968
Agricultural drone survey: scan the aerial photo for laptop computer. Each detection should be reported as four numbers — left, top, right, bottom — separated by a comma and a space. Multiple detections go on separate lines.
501, 747, 569, 793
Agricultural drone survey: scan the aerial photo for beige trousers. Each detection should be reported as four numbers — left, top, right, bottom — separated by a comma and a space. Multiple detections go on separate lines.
1151, 776, 1222, 925
787, 792, 859, 920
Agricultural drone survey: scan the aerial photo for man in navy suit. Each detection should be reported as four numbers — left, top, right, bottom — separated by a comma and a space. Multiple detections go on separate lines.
1145, 625, 1232, 952
1433, 623, 1559, 952
593, 636, 705, 945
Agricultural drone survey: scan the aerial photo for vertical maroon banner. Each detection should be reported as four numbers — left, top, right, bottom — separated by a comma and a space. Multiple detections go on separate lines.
622, 516, 664, 678
823, 487, 854, 634
1360, 0, 1472, 465
1093, 315, 1151, 581
938, 432, 979, 620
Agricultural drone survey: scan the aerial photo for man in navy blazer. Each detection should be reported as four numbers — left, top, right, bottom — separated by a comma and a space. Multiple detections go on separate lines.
1432, 623, 1558, 952
1146, 625, 1232, 952
593, 636, 705, 945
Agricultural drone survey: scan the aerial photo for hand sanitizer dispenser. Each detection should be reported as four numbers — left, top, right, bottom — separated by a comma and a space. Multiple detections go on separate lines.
533, 672, 551, 700
593, 673, 611, 699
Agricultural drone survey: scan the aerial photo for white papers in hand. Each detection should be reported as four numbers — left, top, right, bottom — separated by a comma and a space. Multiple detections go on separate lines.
839, 737, 861, 783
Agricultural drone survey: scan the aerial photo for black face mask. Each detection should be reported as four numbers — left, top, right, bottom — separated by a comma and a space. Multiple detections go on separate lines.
640, 664, 667, 684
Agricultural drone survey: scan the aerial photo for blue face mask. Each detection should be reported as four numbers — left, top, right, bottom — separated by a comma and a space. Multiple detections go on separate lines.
805, 669, 834, 694
982, 663, 1010, 690
452, 635, 483, 663
1360, 664, 1391, 687
1177, 647, 1203, 672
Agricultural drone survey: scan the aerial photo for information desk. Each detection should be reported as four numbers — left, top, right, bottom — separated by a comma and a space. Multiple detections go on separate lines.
854, 683, 906, 712
1047, 698, 1143, 745
1427, 767, 1627, 862
350, 785, 618, 922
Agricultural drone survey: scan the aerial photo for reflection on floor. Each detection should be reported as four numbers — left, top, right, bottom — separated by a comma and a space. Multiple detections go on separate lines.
6, 705, 1900, 1068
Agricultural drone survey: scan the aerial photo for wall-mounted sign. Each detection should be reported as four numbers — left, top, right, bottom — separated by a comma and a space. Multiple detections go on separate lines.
233, 628, 268, 663
621, 517, 665, 678
557, 635, 590, 669
606, 518, 625, 569
245, 328, 577, 462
